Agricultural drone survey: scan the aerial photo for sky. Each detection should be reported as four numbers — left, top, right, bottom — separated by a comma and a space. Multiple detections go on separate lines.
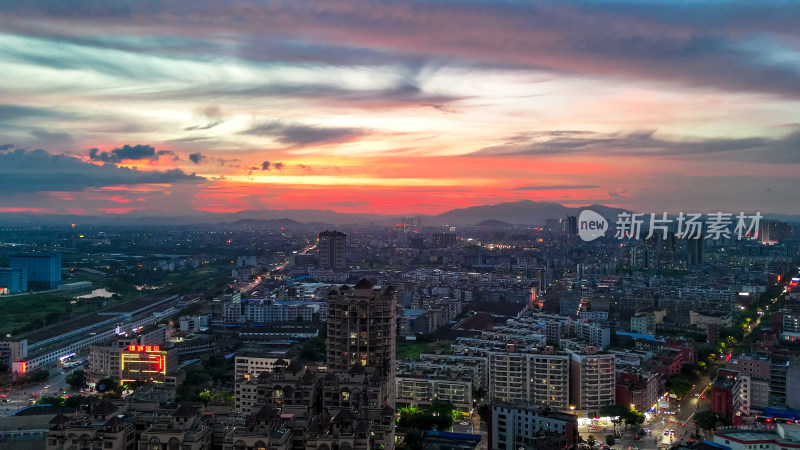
1, 0, 800, 217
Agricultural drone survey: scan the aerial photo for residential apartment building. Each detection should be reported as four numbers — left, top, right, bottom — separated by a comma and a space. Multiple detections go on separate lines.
490, 403, 578, 450
489, 352, 570, 410
569, 349, 616, 415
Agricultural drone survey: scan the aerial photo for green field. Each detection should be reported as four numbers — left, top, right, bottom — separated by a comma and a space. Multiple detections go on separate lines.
0, 264, 232, 337
396, 340, 453, 360
0, 291, 99, 336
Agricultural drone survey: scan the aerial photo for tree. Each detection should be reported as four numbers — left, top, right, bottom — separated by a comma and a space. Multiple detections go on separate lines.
605, 434, 616, 446
624, 409, 644, 428
600, 404, 628, 434
680, 363, 703, 382
397, 400, 456, 431
666, 375, 693, 398
397, 429, 425, 450
476, 403, 490, 421
695, 410, 727, 433
96, 378, 122, 398
472, 386, 487, 401
298, 337, 326, 363
587, 435, 597, 447
65, 370, 87, 390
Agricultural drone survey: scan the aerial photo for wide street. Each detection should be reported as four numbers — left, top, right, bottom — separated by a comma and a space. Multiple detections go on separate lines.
0, 362, 84, 416
581, 378, 713, 449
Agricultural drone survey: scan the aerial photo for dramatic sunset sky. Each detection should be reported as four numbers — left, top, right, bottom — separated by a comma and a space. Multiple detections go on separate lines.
1, 1, 799, 216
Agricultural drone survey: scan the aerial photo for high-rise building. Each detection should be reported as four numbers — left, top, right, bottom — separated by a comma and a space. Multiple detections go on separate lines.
431, 232, 458, 248
324, 279, 397, 449
566, 215, 578, 236
326, 279, 396, 389
0, 267, 27, 294
569, 349, 615, 415
687, 238, 704, 266
760, 220, 791, 244
318, 230, 347, 270
9, 253, 61, 290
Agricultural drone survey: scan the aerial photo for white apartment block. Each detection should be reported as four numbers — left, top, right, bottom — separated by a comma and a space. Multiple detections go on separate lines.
569, 351, 615, 414
489, 352, 570, 410
395, 377, 473, 410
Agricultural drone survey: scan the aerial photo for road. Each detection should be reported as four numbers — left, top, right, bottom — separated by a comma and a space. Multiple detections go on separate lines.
452, 413, 487, 449
1, 363, 84, 416
580, 378, 712, 449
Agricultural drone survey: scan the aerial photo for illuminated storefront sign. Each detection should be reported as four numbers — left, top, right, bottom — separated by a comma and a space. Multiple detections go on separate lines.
127, 345, 161, 352
120, 346, 167, 384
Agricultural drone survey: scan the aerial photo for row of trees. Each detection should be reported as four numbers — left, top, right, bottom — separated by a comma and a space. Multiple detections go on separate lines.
598, 404, 645, 433
397, 401, 459, 432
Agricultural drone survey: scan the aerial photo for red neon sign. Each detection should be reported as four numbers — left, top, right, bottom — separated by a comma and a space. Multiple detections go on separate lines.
128, 345, 161, 352
21, 362, 27, 373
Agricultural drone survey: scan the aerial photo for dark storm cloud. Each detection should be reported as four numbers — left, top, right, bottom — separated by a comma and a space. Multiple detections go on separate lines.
473, 129, 800, 163
243, 122, 369, 147
0, 148, 204, 193
88, 144, 177, 163
2, 1, 799, 97
189, 152, 205, 164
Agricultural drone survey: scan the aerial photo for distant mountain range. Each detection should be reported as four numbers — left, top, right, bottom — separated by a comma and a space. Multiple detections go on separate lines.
1, 200, 797, 227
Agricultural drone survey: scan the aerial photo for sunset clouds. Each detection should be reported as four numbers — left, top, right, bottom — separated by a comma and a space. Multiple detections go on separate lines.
0, 0, 799, 216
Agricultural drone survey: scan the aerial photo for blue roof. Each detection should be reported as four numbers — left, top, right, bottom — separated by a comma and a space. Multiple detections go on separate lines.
615, 331, 659, 341
404, 309, 427, 316
425, 430, 482, 441
8, 404, 53, 416
763, 407, 800, 419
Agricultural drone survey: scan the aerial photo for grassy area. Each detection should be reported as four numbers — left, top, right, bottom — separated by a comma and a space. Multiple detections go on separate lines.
396, 340, 453, 360
0, 263, 233, 336
0, 291, 89, 335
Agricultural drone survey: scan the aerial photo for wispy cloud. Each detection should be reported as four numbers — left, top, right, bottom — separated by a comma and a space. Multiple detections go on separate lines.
474, 129, 800, 163
243, 122, 370, 147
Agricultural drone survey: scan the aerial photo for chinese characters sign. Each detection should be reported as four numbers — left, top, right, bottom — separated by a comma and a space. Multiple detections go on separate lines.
579, 210, 762, 242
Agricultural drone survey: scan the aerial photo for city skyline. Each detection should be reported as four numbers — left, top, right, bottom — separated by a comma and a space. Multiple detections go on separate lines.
1, 1, 800, 216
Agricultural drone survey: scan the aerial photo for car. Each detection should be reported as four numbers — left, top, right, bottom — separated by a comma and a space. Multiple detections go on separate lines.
663, 430, 669, 436
701, 396, 706, 399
